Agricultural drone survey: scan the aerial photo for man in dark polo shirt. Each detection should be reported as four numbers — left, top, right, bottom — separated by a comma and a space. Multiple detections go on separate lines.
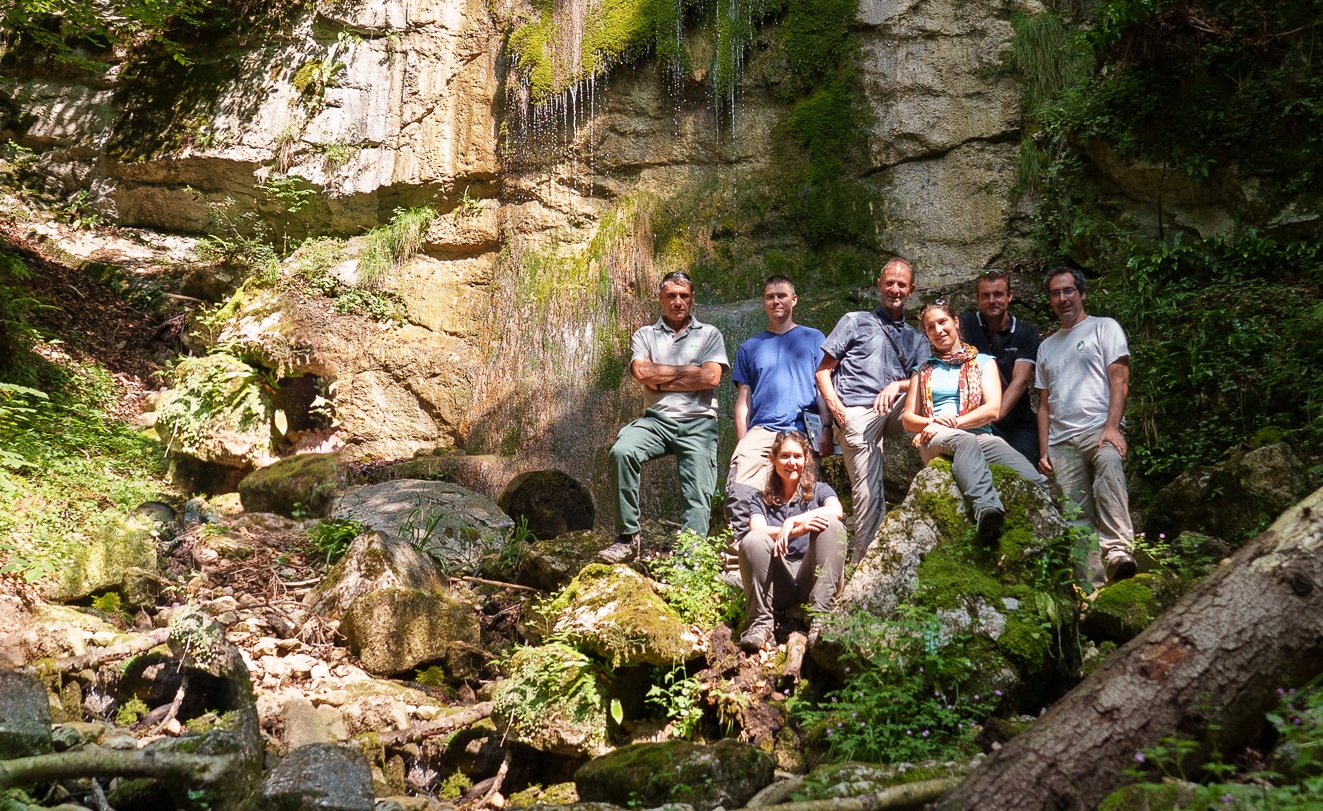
601, 271, 730, 563
958, 269, 1041, 466
815, 257, 929, 560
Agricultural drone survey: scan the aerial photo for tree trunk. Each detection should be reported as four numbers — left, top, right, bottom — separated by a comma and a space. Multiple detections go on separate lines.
937, 486, 1323, 810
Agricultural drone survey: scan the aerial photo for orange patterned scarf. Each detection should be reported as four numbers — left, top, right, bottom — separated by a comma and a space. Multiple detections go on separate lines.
916, 344, 983, 418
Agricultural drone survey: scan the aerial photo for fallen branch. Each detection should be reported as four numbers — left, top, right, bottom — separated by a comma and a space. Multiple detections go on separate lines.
0, 747, 232, 791
24, 628, 170, 675
738, 778, 962, 811
149, 672, 189, 736
450, 576, 542, 593
783, 631, 808, 681
370, 701, 493, 747
480, 751, 512, 807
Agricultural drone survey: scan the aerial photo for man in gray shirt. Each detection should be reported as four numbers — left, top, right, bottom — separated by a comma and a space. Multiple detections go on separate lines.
1036, 266, 1137, 589
815, 258, 929, 560
602, 271, 730, 563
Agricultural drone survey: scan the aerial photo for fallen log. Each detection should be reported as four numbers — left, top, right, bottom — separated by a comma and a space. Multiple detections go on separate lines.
736, 777, 962, 811
0, 747, 231, 791
23, 627, 170, 674
369, 701, 494, 747
936, 485, 1323, 810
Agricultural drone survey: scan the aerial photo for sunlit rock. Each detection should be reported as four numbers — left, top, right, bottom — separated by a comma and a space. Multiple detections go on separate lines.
338, 587, 482, 677
531, 564, 704, 667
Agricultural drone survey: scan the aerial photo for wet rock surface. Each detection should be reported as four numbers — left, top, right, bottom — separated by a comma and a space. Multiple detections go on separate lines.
255, 742, 375, 811
575, 739, 775, 811
0, 670, 53, 759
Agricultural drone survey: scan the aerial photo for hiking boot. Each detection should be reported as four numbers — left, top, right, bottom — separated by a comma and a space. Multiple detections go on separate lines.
1105, 553, 1138, 584
739, 626, 774, 654
807, 619, 824, 647
977, 507, 1005, 546
597, 533, 639, 564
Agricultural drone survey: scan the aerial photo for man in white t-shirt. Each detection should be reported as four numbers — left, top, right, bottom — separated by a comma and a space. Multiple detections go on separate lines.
1035, 267, 1137, 589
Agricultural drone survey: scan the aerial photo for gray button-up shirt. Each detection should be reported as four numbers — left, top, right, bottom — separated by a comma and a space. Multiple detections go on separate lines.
631, 316, 730, 419
821, 308, 929, 408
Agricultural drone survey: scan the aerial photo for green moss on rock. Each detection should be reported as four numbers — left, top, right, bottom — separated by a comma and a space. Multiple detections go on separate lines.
997, 616, 1051, 673
492, 642, 611, 757
238, 452, 346, 518
1084, 575, 1163, 641
915, 553, 1003, 610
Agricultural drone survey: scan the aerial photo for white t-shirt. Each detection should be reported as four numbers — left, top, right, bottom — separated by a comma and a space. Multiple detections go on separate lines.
1035, 315, 1129, 445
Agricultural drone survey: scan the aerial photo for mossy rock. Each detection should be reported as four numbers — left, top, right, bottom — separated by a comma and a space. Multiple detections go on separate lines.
791, 760, 973, 800
41, 513, 158, 604
155, 353, 276, 469
508, 782, 579, 807
536, 564, 705, 667
1083, 574, 1170, 642
492, 643, 611, 758
238, 452, 347, 518
517, 529, 614, 591
575, 739, 775, 811
1098, 781, 1197, 811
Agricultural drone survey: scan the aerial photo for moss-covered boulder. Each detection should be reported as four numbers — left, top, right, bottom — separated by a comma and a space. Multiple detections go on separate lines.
788, 760, 976, 801
1144, 441, 1308, 543
238, 452, 348, 518
338, 587, 482, 677
306, 531, 445, 620
1083, 573, 1176, 642
155, 353, 277, 470
575, 739, 775, 811
825, 462, 1074, 700
533, 564, 705, 666
41, 512, 158, 603
492, 643, 612, 758
518, 529, 615, 591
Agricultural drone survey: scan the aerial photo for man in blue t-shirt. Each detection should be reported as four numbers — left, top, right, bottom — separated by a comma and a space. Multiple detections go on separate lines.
723, 277, 828, 562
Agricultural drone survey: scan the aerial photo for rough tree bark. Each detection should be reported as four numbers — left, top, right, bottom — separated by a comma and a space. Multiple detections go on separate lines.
936, 485, 1323, 810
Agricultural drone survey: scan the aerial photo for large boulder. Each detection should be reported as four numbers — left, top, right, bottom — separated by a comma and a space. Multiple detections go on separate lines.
40, 513, 158, 603
155, 353, 277, 470
0, 671, 52, 759
575, 739, 775, 811
338, 587, 482, 677
238, 452, 349, 518
532, 564, 705, 667
306, 531, 446, 620
827, 461, 1074, 699
332, 480, 514, 576
252, 743, 374, 811
498, 469, 595, 540
1145, 441, 1309, 543
492, 642, 612, 758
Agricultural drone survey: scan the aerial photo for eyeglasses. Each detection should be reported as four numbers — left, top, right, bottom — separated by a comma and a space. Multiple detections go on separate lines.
920, 299, 949, 313
978, 269, 1008, 280
1048, 287, 1078, 299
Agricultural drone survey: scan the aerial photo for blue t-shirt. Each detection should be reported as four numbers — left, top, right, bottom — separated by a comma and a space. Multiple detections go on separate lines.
926, 353, 995, 435
751, 481, 838, 560
733, 325, 825, 432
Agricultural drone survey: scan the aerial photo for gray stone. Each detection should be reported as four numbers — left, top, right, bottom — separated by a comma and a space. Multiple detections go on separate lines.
255, 743, 374, 811
0, 670, 53, 759
333, 480, 513, 576
306, 531, 446, 620
498, 469, 595, 540
338, 587, 482, 677
282, 698, 350, 748
575, 739, 775, 811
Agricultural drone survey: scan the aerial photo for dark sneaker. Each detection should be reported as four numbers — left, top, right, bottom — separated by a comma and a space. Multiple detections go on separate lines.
739, 626, 774, 654
1105, 553, 1138, 584
597, 533, 639, 564
977, 508, 1005, 546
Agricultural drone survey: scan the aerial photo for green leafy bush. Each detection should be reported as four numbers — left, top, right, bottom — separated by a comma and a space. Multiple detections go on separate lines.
648, 529, 743, 629
307, 518, 366, 566
791, 604, 999, 764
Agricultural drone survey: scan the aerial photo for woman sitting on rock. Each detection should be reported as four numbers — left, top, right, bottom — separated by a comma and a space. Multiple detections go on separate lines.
902, 300, 1047, 543
738, 430, 847, 653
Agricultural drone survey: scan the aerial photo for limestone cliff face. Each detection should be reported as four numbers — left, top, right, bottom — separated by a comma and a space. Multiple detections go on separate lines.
0, 0, 1045, 500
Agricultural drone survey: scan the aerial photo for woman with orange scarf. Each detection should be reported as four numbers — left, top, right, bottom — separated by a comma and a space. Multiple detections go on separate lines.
902, 301, 1047, 543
